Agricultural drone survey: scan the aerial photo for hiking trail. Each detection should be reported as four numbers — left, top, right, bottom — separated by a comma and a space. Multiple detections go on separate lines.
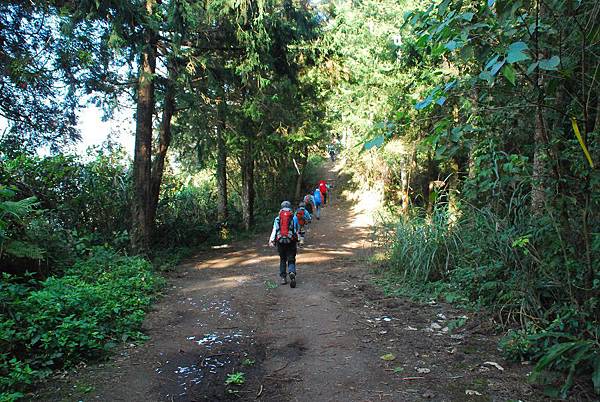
37, 163, 543, 402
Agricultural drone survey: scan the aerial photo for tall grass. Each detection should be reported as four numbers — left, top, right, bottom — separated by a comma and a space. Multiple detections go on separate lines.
378, 203, 600, 396
386, 209, 459, 284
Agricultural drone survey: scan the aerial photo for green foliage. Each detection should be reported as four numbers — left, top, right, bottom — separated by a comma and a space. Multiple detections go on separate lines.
241, 358, 255, 367
499, 329, 537, 362
225, 371, 245, 386
0, 146, 131, 273
0, 187, 45, 262
0, 248, 163, 398
154, 175, 219, 248
326, 0, 598, 395
302, 155, 327, 189
447, 317, 468, 333
500, 308, 600, 398
385, 209, 457, 284
378, 201, 599, 394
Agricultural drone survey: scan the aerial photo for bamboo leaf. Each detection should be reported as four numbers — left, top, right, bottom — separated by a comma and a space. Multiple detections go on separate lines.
363, 135, 385, 151
527, 61, 539, 74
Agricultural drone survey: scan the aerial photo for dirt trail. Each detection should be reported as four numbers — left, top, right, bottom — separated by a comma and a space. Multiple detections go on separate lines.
37, 164, 548, 402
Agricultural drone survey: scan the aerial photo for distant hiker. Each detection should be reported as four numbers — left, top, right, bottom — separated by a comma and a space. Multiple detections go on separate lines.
295, 201, 312, 246
303, 193, 315, 215
327, 144, 336, 161
319, 179, 329, 206
313, 187, 322, 220
269, 201, 299, 288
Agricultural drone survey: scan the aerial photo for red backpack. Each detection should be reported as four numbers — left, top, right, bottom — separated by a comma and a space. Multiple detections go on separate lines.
319, 180, 327, 194
296, 208, 306, 226
276, 209, 295, 243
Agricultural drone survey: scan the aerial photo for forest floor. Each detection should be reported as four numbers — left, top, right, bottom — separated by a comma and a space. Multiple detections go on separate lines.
35, 163, 555, 402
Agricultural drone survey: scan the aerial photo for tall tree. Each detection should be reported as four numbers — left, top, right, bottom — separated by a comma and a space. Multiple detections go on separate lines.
216, 86, 229, 223
130, 0, 157, 253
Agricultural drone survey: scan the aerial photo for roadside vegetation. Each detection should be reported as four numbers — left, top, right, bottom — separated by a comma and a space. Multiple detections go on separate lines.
322, 0, 599, 398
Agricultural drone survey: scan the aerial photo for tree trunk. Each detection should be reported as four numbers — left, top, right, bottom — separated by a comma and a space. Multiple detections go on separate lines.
400, 165, 409, 213
148, 74, 176, 230
130, 0, 157, 254
467, 86, 479, 179
216, 92, 228, 223
531, 0, 548, 214
241, 120, 255, 230
594, 92, 600, 135
424, 151, 436, 213
531, 92, 549, 213
447, 158, 460, 226
403, 143, 417, 212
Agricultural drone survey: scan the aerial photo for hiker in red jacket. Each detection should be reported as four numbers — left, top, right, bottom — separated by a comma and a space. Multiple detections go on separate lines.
319, 180, 329, 206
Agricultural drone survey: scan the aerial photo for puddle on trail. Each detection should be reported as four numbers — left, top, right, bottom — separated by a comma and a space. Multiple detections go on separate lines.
156, 329, 255, 399
158, 297, 252, 399
187, 330, 252, 349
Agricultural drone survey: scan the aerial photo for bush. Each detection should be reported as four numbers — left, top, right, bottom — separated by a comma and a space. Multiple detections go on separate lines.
378, 203, 600, 395
0, 248, 163, 400
154, 178, 220, 248
302, 154, 327, 190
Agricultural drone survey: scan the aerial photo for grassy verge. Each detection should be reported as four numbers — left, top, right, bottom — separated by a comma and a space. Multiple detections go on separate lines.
372, 205, 599, 398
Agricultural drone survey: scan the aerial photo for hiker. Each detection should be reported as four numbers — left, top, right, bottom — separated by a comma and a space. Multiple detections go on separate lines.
303, 193, 315, 215
327, 144, 336, 161
313, 186, 322, 220
295, 201, 312, 246
269, 201, 299, 288
319, 179, 329, 206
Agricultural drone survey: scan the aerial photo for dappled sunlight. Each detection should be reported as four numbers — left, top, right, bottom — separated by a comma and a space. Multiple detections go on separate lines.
183, 275, 254, 293
349, 187, 382, 229
211, 244, 231, 250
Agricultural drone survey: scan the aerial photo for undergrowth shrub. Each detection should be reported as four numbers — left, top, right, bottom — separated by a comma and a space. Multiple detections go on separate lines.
302, 155, 327, 190
0, 248, 164, 401
378, 204, 599, 396
154, 182, 219, 248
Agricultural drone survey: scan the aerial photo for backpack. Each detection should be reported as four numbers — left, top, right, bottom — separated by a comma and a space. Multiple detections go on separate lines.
296, 208, 306, 226
276, 209, 295, 244
314, 189, 322, 205
319, 180, 327, 194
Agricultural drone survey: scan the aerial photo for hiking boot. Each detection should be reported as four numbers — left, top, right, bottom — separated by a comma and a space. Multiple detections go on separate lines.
280, 275, 288, 285
289, 272, 296, 288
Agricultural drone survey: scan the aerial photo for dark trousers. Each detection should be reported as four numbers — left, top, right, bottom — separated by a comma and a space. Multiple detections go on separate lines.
277, 241, 297, 277
323, 191, 327, 205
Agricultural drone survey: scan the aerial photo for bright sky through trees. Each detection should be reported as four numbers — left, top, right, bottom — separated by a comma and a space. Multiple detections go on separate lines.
75, 106, 134, 155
